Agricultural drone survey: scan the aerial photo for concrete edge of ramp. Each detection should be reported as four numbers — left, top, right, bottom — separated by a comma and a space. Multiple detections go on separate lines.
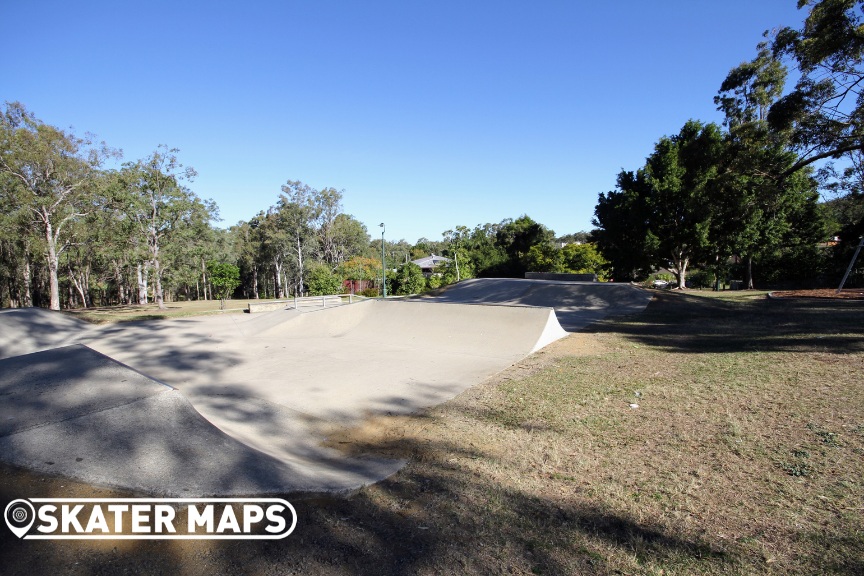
531, 308, 569, 353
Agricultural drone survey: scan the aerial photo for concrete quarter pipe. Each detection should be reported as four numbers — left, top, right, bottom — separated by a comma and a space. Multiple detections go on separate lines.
0, 280, 649, 495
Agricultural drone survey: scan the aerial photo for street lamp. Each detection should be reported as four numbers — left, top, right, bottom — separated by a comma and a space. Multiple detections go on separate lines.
379, 223, 387, 298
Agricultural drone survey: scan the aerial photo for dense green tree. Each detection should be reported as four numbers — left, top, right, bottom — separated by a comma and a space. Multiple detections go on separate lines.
207, 261, 240, 309
715, 34, 826, 288
305, 261, 343, 295
594, 121, 724, 288
524, 241, 609, 279
494, 215, 555, 277
593, 170, 657, 281
392, 262, 426, 295
646, 121, 724, 289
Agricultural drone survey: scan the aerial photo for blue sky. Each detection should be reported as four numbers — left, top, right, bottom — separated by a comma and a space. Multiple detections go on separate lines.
3, 0, 807, 243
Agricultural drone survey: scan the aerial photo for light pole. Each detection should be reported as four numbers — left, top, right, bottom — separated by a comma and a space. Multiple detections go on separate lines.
379, 223, 387, 298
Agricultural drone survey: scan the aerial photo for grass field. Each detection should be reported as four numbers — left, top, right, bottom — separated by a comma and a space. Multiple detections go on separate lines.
2, 290, 863, 575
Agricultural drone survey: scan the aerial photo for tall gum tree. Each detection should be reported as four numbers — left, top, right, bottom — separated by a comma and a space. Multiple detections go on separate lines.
770, 0, 864, 174
115, 146, 208, 309
716, 34, 825, 288
0, 102, 116, 310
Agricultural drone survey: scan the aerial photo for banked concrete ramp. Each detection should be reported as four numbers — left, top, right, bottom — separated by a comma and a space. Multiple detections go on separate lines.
418, 278, 652, 331
0, 298, 570, 495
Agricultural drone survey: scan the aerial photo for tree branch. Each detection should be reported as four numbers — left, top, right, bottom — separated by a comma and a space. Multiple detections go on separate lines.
782, 143, 864, 176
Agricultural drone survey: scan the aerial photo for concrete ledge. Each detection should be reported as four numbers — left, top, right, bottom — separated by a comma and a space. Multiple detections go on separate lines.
525, 272, 597, 282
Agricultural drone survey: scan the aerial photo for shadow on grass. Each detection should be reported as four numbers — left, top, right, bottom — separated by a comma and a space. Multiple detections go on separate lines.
0, 429, 732, 576
593, 291, 864, 354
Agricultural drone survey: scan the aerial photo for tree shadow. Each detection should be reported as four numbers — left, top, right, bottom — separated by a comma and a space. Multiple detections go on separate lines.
592, 291, 864, 354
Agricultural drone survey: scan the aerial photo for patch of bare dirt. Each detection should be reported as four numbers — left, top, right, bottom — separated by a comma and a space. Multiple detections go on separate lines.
770, 288, 864, 300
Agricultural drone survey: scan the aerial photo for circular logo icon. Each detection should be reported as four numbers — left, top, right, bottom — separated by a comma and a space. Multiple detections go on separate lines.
4, 499, 35, 538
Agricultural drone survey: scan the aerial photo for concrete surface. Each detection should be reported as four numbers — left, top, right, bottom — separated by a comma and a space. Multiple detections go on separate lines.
418, 278, 652, 331
0, 280, 649, 496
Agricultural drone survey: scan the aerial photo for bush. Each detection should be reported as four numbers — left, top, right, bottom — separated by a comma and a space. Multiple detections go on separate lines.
688, 269, 714, 289
306, 263, 342, 296
393, 262, 426, 295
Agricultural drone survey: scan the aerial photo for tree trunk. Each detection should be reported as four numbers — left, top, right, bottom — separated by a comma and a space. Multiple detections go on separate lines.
274, 262, 284, 299
137, 263, 148, 305
44, 219, 61, 310
252, 267, 259, 299
296, 236, 304, 295
69, 264, 88, 308
114, 261, 126, 305
745, 256, 754, 290
201, 259, 209, 301
672, 253, 689, 290
154, 256, 165, 310
22, 251, 33, 307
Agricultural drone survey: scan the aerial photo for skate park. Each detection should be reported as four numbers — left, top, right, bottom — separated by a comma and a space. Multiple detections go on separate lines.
0, 279, 651, 496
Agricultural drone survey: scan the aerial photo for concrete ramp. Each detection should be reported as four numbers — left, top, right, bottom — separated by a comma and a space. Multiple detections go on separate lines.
257, 299, 567, 356
0, 279, 645, 496
0, 307, 91, 359
419, 278, 652, 331
0, 345, 401, 496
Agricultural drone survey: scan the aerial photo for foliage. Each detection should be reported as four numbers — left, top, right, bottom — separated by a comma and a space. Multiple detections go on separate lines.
305, 262, 343, 296
524, 242, 609, 279
392, 262, 426, 295
206, 261, 240, 309
0, 102, 117, 309
494, 215, 555, 277
594, 121, 723, 288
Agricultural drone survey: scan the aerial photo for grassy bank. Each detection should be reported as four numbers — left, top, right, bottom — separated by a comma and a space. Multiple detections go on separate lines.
3, 291, 862, 575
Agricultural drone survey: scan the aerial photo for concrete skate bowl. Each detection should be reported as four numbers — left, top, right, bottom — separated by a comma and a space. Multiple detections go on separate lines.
0, 299, 569, 496
417, 278, 652, 331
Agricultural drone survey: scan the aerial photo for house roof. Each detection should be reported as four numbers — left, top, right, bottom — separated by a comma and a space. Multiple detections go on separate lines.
411, 254, 451, 269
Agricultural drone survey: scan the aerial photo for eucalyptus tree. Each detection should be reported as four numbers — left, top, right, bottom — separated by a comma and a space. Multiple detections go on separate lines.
0, 176, 36, 307
0, 102, 116, 309
277, 180, 321, 295
769, 0, 864, 174
114, 146, 211, 309
315, 186, 343, 266
715, 35, 825, 288
328, 213, 369, 267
